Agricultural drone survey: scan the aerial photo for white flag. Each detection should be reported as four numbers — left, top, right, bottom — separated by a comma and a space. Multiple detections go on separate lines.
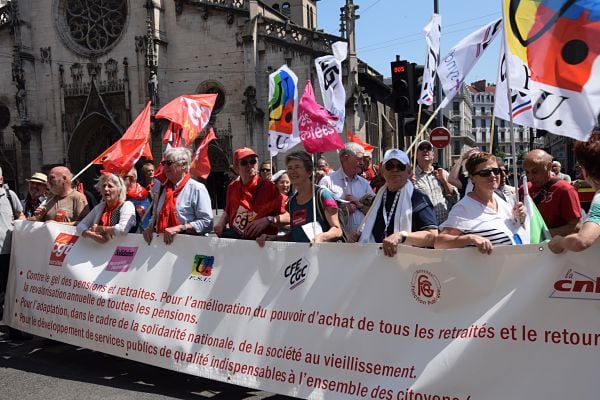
315, 41, 348, 133
438, 18, 503, 107
418, 14, 442, 106
268, 65, 300, 156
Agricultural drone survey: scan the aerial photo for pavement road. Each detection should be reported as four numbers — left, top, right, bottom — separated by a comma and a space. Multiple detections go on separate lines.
0, 324, 294, 400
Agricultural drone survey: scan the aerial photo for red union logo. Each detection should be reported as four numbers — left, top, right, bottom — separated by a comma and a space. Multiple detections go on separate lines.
550, 268, 600, 300
49, 233, 78, 266
410, 270, 441, 305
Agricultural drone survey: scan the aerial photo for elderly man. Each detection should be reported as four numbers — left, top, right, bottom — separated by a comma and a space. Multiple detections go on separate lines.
0, 167, 24, 321
30, 166, 89, 224
143, 147, 213, 245
521, 149, 581, 236
414, 140, 458, 224
22, 172, 48, 218
320, 142, 374, 236
358, 149, 438, 255
214, 147, 285, 239
552, 161, 572, 183
140, 161, 160, 198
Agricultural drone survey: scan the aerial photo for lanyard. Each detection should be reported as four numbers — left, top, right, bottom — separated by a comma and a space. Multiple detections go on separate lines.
382, 189, 401, 236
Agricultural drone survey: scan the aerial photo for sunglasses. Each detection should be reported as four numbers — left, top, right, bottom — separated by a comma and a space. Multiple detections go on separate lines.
239, 158, 258, 167
384, 161, 407, 171
259, 168, 271, 173
160, 159, 180, 167
472, 167, 501, 177
418, 145, 433, 152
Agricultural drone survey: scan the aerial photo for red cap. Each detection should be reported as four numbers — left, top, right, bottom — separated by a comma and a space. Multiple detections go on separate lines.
233, 147, 258, 163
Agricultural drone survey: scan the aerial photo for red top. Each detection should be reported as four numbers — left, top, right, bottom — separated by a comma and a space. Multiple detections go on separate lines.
520, 180, 581, 229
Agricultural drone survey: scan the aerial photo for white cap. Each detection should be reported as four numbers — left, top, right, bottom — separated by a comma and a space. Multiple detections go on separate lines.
383, 148, 410, 165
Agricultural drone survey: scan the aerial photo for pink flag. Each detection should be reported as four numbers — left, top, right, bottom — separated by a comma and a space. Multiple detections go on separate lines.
298, 81, 344, 154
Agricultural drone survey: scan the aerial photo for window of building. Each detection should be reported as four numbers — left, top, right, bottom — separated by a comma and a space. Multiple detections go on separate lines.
501, 131, 505, 142
481, 106, 485, 114
500, 119, 505, 127
281, 2, 291, 16
453, 141, 461, 156
453, 102, 459, 113
481, 145, 487, 152
272, 3, 279, 11
519, 130, 524, 142
481, 119, 486, 128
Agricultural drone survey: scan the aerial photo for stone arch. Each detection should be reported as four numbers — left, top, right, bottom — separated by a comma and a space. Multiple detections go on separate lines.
67, 112, 122, 190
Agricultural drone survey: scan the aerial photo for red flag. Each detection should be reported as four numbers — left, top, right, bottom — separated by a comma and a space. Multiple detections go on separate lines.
92, 102, 153, 175
190, 128, 217, 179
347, 131, 375, 153
298, 80, 344, 154
156, 94, 218, 147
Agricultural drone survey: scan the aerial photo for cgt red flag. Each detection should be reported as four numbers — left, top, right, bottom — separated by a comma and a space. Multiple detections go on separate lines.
190, 128, 217, 179
347, 131, 375, 153
156, 94, 218, 147
92, 102, 153, 175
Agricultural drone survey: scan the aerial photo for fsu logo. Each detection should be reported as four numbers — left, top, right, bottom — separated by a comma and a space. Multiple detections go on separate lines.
550, 268, 600, 300
410, 270, 441, 305
189, 255, 215, 282
49, 233, 78, 266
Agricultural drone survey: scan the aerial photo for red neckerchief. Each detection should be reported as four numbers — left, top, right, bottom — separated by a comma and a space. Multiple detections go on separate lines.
126, 182, 149, 201
100, 201, 122, 226
156, 173, 191, 233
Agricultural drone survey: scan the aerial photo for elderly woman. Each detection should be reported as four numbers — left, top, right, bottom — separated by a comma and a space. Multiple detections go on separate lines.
143, 147, 213, 245
435, 152, 526, 255
257, 151, 342, 244
76, 173, 136, 243
357, 149, 438, 256
272, 170, 291, 196
549, 131, 600, 253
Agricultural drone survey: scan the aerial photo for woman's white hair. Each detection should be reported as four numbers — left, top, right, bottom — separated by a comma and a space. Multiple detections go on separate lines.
94, 173, 127, 202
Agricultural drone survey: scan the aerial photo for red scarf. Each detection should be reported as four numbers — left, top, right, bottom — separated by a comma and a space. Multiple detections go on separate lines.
156, 173, 191, 233
100, 201, 122, 226
126, 182, 149, 201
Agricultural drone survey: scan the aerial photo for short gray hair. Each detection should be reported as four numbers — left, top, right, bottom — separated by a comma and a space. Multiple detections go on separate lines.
94, 173, 127, 202
339, 142, 365, 160
164, 147, 191, 169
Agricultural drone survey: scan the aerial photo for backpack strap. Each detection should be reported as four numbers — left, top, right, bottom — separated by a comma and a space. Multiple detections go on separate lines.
533, 178, 559, 205
5, 189, 19, 219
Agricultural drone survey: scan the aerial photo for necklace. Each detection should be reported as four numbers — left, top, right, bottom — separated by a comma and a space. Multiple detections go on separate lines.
382, 189, 401, 236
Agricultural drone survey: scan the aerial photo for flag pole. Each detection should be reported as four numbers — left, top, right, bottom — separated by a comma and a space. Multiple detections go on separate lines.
412, 103, 423, 167
311, 153, 318, 238
72, 161, 95, 182
490, 43, 504, 152
406, 100, 444, 154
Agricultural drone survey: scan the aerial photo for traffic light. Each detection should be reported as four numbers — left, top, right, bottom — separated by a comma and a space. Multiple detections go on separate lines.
391, 60, 411, 114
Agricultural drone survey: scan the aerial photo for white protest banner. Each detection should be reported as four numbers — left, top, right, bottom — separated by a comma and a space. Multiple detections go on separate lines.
438, 18, 502, 108
6, 221, 600, 399
315, 41, 348, 133
418, 13, 441, 106
268, 65, 300, 156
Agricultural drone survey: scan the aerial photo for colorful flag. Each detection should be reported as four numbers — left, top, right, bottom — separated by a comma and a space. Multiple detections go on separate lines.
501, 0, 600, 141
155, 94, 217, 147
438, 18, 503, 107
298, 81, 344, 154
418, 13, 442, 106
268, 65, 300, 156
92, 102, 152, 175
315, 41, 348, 133
190, 127, 216, 179
347, 131, 375, 153
520, 175, 551, 244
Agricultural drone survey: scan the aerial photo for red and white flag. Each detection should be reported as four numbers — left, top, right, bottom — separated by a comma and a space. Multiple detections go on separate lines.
190, 128, 217, 179
298, 81, 344, 154
347, 130, 375, 153
92, 102, 153, 175
156, 94, 217, 147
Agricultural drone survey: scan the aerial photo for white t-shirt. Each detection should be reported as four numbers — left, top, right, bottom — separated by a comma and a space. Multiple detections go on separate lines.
440, 192, 519, 245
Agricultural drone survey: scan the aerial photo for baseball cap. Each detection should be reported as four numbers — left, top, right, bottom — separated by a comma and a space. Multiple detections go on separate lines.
233, 147, 258, 163
26, 172, 47, 184
383, 149, 410, 166
417, 140, 433, 150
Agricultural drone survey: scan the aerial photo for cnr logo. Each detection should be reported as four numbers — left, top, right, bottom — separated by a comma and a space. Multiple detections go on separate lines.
550, 269, 600, 300
554, 278, 600, 293
284, 258, 309, 290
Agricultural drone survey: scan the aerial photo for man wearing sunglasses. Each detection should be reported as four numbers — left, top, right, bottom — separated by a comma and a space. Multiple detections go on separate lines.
214, 147, 285, 240
414, 140, 458, 225
259, 161, 272, 181
358, 149, 438, 255
320, 142, 374, 237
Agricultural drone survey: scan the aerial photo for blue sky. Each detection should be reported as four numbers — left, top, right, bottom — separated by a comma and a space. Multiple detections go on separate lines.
317, 0, 503, 83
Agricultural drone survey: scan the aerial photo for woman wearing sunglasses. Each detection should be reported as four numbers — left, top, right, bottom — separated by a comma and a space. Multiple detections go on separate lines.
143, 147, 213, 245
357, 149, 438, 256
435, 152, 526, 255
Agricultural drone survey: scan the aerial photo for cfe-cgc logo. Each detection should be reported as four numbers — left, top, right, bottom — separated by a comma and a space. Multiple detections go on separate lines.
284, 257, 309, 290
410, 269, 441, 305
550, 268, 600, 300
49, 233, 79, 266
189, 254, 215, 282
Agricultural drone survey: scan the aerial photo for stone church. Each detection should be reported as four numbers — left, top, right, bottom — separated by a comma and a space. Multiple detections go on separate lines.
0, 0, 396, 206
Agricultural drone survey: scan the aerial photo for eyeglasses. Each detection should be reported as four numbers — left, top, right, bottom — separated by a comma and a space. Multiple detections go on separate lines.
418, 145, 433, 152
240, 158, 258, 167
160, 160, 178, 167
259, 168, 271, 173
384, 161, 407, 171
472, 167, 501, 177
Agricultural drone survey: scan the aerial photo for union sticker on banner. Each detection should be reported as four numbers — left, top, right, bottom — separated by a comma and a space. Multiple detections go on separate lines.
106, 246, 138, 272
315, 41, 348, 133
267, 65, 300, 156
49, 233, 78, 267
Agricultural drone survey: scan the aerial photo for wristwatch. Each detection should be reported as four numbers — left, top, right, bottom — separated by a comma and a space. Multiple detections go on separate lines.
399, 231, 408, 244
